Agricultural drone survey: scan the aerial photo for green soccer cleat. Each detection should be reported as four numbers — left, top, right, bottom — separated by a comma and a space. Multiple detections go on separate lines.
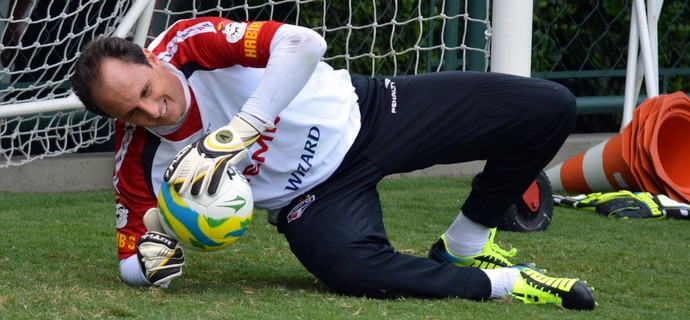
510, 264, 596, 310
428, 228, 516, 269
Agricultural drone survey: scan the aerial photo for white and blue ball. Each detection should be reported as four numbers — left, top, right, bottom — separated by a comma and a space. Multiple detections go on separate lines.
157, 167, 254, 252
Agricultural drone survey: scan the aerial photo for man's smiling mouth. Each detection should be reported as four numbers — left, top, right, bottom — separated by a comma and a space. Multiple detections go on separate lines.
159, 99, 168, 119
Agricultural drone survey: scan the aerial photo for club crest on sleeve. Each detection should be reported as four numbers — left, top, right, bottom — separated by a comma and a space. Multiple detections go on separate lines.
116, 203, 129, 228
223, 22, 248, 43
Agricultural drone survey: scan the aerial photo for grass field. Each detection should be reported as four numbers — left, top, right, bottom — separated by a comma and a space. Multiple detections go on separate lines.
1, 176, 689, 319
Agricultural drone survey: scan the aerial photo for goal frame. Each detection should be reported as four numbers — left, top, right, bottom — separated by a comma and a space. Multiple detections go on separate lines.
1, 0, 533, 169
1, 0, 531, 118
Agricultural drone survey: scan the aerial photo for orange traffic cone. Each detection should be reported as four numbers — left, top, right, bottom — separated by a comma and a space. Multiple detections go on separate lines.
546, 130, 638, 193
546, 91, 690, 203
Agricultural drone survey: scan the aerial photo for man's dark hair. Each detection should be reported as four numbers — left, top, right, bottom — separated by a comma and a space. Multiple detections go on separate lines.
71, 37, 150, 117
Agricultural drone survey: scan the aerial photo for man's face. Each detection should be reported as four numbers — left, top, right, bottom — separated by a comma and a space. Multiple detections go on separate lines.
91, 50, 186, 127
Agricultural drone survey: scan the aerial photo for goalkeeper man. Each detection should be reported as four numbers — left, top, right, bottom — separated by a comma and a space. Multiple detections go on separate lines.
71, 17, 594, 310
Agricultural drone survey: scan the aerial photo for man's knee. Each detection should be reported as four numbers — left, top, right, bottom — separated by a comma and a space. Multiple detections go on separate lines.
308, 244, 399, 298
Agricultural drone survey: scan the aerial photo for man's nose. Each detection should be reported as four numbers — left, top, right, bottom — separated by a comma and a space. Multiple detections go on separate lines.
139, 99, 163, 118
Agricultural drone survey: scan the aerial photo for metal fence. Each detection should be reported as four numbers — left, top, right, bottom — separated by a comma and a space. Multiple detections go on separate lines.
531, 0, 690, 116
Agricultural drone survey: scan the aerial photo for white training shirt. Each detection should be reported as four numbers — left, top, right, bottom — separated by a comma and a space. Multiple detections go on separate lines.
149, 61, 360, 210
115, 18, 361, 282
114, 17, 362, 263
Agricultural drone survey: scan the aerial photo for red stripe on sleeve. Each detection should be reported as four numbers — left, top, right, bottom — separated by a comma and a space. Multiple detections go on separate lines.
151, 17, 283, 70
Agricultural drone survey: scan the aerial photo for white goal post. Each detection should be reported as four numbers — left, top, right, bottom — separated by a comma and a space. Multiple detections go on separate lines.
1, 0, 527, 168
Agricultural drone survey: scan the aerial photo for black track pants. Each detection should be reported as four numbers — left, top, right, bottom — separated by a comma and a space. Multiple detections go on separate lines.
276, 71, 577, 298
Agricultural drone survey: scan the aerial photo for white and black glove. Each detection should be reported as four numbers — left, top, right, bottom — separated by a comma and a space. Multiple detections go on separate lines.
136, 208, 185, 288
164, 115, 268, 196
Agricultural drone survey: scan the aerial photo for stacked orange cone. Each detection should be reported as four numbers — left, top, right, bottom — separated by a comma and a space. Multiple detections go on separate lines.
546, 91, 690, 203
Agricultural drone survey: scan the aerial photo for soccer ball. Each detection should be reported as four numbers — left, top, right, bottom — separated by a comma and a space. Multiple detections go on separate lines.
156, 166, 254, 252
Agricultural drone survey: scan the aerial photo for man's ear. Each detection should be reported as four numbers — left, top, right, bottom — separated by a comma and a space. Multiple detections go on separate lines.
142, 48, 160, 66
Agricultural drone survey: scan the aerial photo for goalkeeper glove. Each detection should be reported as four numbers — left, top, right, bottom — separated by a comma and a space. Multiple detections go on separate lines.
136, 209, 185, 288
554, 190, 690, 219
164, 115, 270, 196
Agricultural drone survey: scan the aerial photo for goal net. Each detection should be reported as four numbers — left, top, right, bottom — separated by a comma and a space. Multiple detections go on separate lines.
1, 0, 492, 168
